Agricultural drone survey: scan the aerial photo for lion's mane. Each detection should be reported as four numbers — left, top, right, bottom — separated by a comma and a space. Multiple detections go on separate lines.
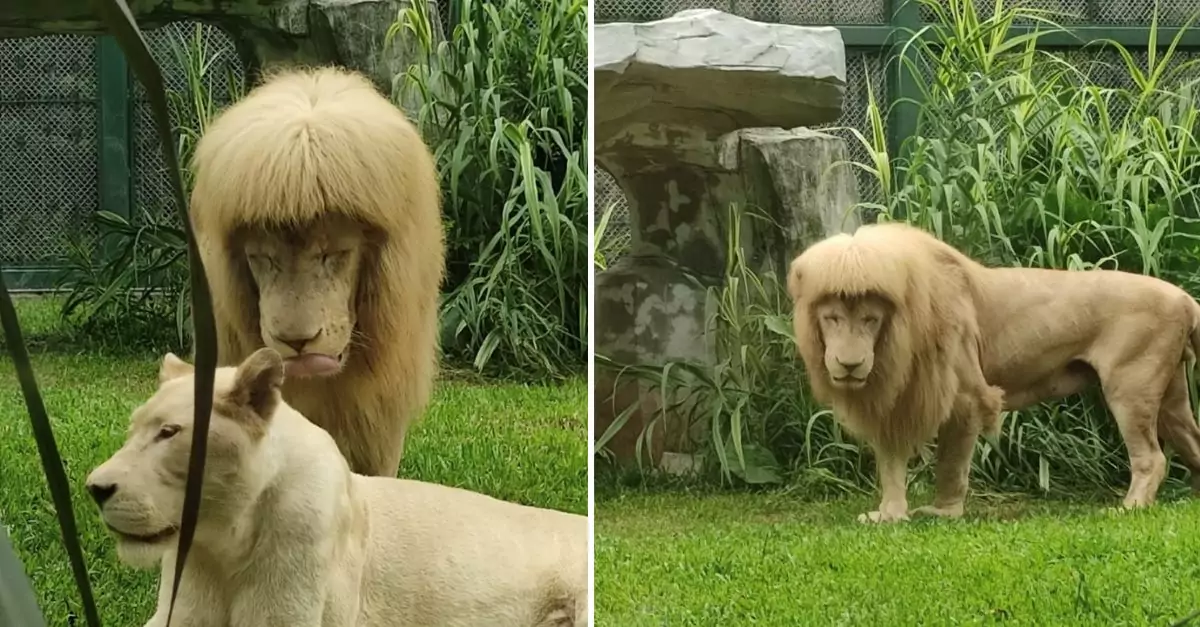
787, 225, 999, 455
189, 66, 445, 476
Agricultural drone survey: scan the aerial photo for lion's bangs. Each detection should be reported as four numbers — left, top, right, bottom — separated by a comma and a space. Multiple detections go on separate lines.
793, 234, 911, 307
189, 67, 421, 238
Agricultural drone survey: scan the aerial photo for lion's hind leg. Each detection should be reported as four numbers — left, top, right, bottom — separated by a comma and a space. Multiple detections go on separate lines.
1099, 371, 1169, 508
1156, 367, 1200, 493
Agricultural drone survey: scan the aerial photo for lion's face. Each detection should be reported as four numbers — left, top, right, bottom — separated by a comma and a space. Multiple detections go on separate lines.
85, 350, 283, 568
814, 295, 890, 390
240, 214, 370, 379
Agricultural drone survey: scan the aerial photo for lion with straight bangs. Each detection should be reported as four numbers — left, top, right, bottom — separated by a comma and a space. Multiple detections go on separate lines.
189, 65, 445, 477
794, 222, 1200, 521
788, 226, 1005, 523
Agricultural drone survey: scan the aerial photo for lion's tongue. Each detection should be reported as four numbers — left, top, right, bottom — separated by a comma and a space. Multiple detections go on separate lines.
284, 354, 340, 378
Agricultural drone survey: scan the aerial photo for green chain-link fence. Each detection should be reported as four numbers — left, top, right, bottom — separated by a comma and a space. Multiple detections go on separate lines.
0, 23, 242, 290
1, 33, 101, 289
1, 1, 467, 291
594, 0, 1200, 265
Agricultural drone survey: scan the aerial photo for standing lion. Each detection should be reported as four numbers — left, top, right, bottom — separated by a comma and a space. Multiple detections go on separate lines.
788, 225, 1006, 523
189, 66, 446, 478
791, 222, 1200, 521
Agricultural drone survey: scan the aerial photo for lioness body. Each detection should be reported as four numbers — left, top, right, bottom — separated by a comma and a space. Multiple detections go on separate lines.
790, 222, 1200, 521
86, 351, 587, 627
190, 66, 446, 478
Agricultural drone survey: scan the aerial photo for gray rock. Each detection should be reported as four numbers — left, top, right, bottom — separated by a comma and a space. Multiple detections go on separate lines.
592, 9, 858, 468
594, 8, 846, 142
0, 0, 441, 97
718, 127, 861, 271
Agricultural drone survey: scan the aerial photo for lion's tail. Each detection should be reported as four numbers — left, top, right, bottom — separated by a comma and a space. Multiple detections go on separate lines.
1190, 298, 1200, 368
980, 384, 1006, 441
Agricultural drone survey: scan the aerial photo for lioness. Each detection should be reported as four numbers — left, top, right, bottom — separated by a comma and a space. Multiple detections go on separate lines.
85, 348, 588, 627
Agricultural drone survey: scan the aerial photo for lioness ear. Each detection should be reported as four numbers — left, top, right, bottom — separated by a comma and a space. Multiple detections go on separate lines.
228, 348, 285, 419
159, 353, 194, 383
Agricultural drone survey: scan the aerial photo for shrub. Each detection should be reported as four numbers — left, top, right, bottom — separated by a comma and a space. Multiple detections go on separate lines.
393, 0, 589, 380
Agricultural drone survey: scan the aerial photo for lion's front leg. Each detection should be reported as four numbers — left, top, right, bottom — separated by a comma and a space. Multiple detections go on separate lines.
911, 414, 982, 520
858, 446, 910, 524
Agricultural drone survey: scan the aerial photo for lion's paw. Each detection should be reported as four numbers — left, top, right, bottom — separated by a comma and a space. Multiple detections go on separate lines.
856, 510, 909, 524
1104, 503, 1150, 517
910, 505, 964, 519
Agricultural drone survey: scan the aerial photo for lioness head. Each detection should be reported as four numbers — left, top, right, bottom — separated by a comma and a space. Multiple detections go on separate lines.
238, 213, 372, 379
85, 348, 285, 568
812, 293, 891, 390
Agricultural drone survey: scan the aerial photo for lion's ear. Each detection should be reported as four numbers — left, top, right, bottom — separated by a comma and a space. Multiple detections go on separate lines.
786, 257, 804, 301
228, 347, 285, 419
159, 353, 194, 383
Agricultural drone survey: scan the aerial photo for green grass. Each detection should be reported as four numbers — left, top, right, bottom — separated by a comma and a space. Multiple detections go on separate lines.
0, 296, 587, 626
595, 489, 1200, 626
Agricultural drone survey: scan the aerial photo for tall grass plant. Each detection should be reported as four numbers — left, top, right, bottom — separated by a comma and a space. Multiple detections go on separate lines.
394, 0, 588, 380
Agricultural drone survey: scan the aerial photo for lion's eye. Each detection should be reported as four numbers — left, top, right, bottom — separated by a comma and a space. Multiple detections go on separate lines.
321, 250, 349, 265
155, 424, 181, 442
864, 316, 879, 325
246, 253, 280, 273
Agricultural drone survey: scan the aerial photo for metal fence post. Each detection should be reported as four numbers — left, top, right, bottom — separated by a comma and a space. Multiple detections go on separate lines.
886, 0, 921, 173
96, 35, 131, 219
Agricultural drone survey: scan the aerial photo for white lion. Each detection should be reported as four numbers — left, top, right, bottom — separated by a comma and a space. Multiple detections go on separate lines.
85, 348, 589, 627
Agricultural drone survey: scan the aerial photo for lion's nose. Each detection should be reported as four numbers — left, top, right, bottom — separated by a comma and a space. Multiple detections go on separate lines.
273, 329, 322, 354
87, 482, 118, 507
836, 358, 864, 370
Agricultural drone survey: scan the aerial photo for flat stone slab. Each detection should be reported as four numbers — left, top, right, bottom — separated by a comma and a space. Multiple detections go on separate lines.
594, 8, 846, 140
0, 0, 437, 98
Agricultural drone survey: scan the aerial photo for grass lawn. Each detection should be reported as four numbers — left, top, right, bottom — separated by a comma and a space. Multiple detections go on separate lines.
595, 487, 1200, 626
0, 296, 587, 626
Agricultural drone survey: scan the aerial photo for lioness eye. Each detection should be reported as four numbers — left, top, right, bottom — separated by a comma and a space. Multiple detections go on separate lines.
155, 424, 181, 442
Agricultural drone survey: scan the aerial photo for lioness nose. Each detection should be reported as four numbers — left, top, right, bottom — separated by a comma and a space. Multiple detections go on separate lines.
87, 482, 117, 507
273, 329, 322, 354
837, 358, 863, 370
